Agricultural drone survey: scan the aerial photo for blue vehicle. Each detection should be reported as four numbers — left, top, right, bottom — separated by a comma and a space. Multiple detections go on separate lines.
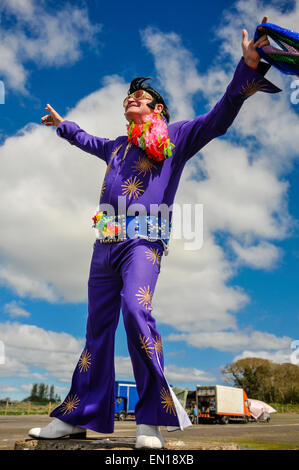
114, 381, 139, 421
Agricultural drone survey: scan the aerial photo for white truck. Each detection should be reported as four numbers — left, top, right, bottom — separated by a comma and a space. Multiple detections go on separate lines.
196, 385, 250, 424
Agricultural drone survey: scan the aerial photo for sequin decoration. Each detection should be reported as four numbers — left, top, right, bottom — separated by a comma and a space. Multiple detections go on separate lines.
120, 142, 132, 166
110, 144, 123, 160
59, 394, 80, 415
78, 349, 91, 373
132, 156, 157, 177
105, 162, 112, 177
145, 247, 161, 266
135, 285, 152, 310
92, 210, 122, 238
240, 78, 272, 98
121, 176, 145, 200
160, 387, 176, 416
139, 334, 155, 360
153, 335, 163, 357
100, 181, 106, 199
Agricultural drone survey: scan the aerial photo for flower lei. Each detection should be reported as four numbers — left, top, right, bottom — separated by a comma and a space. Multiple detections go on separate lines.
127, 113, 175, 162
92, 211, 122, 237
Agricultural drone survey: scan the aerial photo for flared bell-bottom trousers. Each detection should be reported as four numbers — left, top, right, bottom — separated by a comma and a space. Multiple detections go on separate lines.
50, 237, 192, 433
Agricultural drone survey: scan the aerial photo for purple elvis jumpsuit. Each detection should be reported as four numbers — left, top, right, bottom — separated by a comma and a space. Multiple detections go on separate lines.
50, 57, 281, 433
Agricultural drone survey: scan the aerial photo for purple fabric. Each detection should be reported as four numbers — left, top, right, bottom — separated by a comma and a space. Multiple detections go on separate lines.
50, 238, 185, 432
56, 57, 281, 228
51, 57, 282, 433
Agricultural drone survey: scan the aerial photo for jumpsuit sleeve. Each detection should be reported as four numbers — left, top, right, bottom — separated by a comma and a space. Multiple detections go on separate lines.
56, 120, 114, 164
171, 56, 283, 164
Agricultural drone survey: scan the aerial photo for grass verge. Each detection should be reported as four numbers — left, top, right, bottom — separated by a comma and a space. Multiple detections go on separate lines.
222, 439, 299, 450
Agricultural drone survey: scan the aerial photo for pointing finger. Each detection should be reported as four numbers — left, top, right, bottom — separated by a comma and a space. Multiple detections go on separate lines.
242, 29, 248, 43
45, 103, 57, 115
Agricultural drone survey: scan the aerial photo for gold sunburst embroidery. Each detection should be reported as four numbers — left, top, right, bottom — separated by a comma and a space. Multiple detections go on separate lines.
132, 156, 157, 177
100, 180, 106, 198
240, 78, 271, 98
153, 335, 163, 357
120, 142, 132, 166
145, 247, 161, 266
139, 334, 155, 360
161, 387, 176, 416
59, 394, 80, 415
121, 176, 144, 200
78, 349, 91, 373
105, 161, 112, 177
110, 144, 123, 160
135, 285, 152, 310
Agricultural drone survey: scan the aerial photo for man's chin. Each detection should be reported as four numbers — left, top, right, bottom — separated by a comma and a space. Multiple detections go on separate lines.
125, 110, 139, 121
125, 110, 140, 122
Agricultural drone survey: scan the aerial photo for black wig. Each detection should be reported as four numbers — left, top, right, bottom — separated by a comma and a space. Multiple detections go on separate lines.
127, 77, 170, 123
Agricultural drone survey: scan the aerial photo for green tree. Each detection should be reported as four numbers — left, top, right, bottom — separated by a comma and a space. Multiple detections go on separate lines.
222, 357, 299, 403
222, 357, 273, 399
26, 383, 61, 403
49, 385, 55, 401
30, 383, 38, 400
38, 383, 46, 401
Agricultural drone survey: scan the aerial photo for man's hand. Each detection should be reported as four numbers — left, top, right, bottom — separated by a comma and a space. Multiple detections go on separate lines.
41, 104, 64, 127
242, 15, 270, 68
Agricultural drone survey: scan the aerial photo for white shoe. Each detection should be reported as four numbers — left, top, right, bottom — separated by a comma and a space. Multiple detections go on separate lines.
135, 424, 164, 449
28, 418, 86, 440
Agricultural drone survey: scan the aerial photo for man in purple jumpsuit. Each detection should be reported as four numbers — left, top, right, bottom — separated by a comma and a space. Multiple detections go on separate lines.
29, 18, 282, 448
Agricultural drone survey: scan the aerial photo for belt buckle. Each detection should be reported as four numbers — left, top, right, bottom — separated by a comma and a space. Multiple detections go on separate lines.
95, 213, 127, 242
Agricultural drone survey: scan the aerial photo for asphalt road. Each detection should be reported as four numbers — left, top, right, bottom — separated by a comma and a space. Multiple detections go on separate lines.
1, 413, 299, 450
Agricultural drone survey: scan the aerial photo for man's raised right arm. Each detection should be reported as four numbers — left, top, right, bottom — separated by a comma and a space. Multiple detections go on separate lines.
41, 104, 113, 164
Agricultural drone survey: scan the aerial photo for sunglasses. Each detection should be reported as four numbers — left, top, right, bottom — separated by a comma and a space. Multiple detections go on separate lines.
123, 90, 153, 108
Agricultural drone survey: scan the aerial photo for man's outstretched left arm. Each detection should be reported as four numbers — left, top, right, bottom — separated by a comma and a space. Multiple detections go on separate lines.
171, 55, 282, 165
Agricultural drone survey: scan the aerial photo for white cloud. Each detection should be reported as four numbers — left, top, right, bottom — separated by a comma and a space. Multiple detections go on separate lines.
207, 0, 299, 173
0, 0, 101, 93
114, 358, 217, 385
164, 365, 216, 384
230, 239, 281, 269
141, 27, 202, 120
1, 0, 35, 16
154, 235, 249, 333
3, 300, 31, 318
114, 356, 134, 379
0, 384, 19, 394
0, 77, 128, 302
139, 3, 298, 348
0, 322, 216, 392
190, 139, 291, 239
0, 0, 297, 371
0, 321, 84, 381
233, 348, 295, 364
20, 383, 34, 393
167, 329, 292, 353
215, 0, 299, 66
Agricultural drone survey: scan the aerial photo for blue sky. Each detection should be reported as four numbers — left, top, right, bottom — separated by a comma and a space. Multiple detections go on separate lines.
0, 0, 299, 401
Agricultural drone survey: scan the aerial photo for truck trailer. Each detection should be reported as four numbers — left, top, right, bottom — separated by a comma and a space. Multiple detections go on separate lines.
114, 381, 139, 421
196, 385, 251, 424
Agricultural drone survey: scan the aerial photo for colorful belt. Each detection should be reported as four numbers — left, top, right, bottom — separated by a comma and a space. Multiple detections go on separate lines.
92, 211, 171, 246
